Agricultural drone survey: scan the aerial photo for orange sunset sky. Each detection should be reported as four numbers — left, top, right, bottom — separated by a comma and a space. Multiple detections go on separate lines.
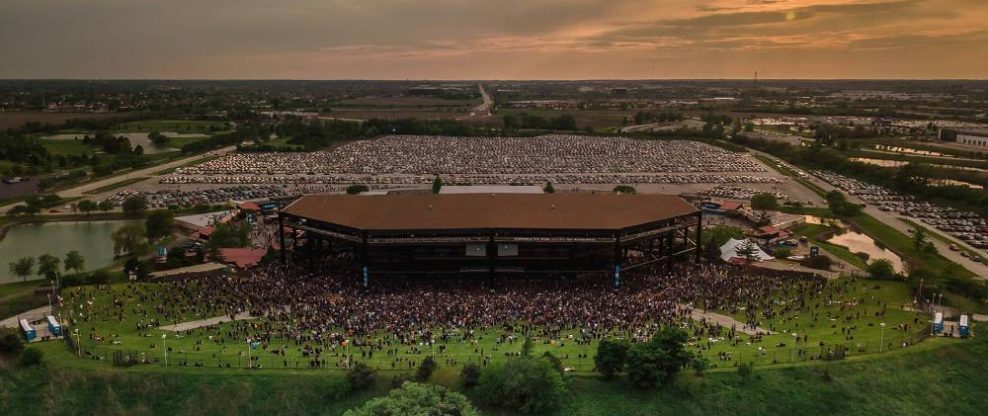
1, 0, 986, 79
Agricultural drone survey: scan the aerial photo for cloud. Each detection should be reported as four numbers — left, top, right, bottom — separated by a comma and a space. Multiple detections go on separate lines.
0, 0, 986, 79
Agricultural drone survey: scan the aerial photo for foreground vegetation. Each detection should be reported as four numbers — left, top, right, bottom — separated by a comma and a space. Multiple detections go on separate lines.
0, 331, 983, 415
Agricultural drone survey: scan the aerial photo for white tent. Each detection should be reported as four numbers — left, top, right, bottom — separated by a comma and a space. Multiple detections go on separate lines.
719, 238, 773, 263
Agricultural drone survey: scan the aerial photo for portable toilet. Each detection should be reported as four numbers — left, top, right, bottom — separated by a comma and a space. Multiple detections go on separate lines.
20, 319, 36, 341
933, 312, 944, 335
959, 314, 970, 338
46, 315, 61, 337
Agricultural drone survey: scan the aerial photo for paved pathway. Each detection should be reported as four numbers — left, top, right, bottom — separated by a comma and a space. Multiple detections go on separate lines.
0, 305, 52, 329
682, 304, 772, 336
150, 262, 227, 279
159, 312, 254, 332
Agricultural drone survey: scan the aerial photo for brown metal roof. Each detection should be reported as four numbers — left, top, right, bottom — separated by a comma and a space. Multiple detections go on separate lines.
282, 193, 698, 231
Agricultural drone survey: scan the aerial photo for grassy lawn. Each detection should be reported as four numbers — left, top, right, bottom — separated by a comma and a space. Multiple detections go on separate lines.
498, 109, 635, 130
849, 214, 974, 279
112, 120, 228, 134
1, 323, 983, 415
0, 280, 48, 319
36, 273, 930, 383
39, 139, 94, 157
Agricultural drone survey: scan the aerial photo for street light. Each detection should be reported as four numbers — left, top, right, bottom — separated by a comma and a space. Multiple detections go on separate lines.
162, 333, 168, 366
74, 328, 81, 358
879, 322, 886, 352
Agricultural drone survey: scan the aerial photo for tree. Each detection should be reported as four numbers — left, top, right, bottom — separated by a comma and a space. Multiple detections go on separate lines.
89, 269, 111, 287
8, 257, 34, 282
543, 181, 555, 194
415, 356, 438, 382
346, 184, 369, 195
750, 193, 779, 211
145, 209, 175, 240
625, 326, 693, 389
735, 240, 759, 264
346, 362, 376, 392
477, 356, 566, 415
97, 200, 114, 213
133, 144, 144, 155
148, 131, 170, 145
64, 250, 85, 275
77, 200, 97, 215
122, 195, 148, 217
461, 363, 482, 388
36, 254, 61, 281
913, 228, 928, 252
431, 177, 443, 194
112, 223, 147, 256
867, 259, 897, 280
773, 247, 793, 259
343, 382, 479, 416
0, 328, 25, 355
594, 338, 629, 379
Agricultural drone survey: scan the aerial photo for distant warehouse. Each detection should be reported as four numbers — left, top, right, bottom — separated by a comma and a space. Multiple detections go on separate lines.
939, 128, 988, 148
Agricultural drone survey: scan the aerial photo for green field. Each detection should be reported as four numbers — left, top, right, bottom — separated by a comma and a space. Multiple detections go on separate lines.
40, 139, 95, 157
0, 325, 982, 415
498, 109, 636, 130
112, 120, 229, 134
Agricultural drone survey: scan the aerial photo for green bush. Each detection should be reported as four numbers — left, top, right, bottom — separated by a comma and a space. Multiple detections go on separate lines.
594, 338, 628, 380
415, 356, 438, 382
460, 363, 481, 389
20, 347, 43, 366
346, 362, 375, 392
477, 356, 566, 415
343, 382, 479, 416
0, 328, 25, 356
626, 327, 693, 389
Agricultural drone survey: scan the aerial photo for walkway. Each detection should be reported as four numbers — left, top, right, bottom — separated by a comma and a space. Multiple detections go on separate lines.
150, 262, 227, 279
159, 312, 254, 332
0, 305, 52, 329
681, 304, 772, 336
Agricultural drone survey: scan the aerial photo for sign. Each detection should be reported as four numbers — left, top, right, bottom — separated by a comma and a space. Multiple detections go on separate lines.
362, 266, 369, 288
465, 244, 486, 257
810, 246, 820, 256
498, 244, 518, 257
156, 246, 167, 257
614, 264, 621, 289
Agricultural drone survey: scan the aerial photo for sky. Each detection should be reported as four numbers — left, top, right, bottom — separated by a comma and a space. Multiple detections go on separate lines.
1, 0, 987, 80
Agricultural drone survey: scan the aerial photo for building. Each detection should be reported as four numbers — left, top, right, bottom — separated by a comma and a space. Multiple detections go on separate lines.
939, 129, 988, 148
278, 193, 701, 288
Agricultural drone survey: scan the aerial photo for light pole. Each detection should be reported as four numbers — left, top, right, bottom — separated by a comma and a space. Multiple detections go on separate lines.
74, 328, 81, 358
162, 333, 168, 366
246, 338, 252, 369
879, 322, 886, 352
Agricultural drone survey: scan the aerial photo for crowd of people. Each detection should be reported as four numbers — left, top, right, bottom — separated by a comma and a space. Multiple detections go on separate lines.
162, 135, 780, 186
65, 260, 882, 367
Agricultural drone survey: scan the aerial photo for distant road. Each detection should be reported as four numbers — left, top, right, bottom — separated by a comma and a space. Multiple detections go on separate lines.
0, 146, 237, 215
467, 84, 493, 119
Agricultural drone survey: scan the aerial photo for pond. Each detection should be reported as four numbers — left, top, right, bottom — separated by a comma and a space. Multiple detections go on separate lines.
0, 220, 140, 283
827, 230, 905, 273
42, 132, 207, 154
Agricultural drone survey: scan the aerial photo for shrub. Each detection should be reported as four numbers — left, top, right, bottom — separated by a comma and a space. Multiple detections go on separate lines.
346, 362, 376, 392
415, 356, 438, 382
477, 356, 566, 415
343, 382, 479, 416
625, 327, 693, 389
20, 347, 43, 366
460, 363, 481, 388
594, 338, 628, 380
738, 361, 754, 380
346, 184, 369, 195
0, 328, 25, 355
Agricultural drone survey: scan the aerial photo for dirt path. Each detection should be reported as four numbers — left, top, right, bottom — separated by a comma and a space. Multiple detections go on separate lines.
681, 304, 771, 335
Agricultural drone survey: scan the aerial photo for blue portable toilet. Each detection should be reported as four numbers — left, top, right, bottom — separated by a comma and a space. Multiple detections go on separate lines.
20, 319, 36, 341
46, 315, 61, 337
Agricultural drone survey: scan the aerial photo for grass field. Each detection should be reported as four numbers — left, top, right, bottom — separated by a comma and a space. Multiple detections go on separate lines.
0, 325, 981, 415
0, 112, 125, 131
39, 139, 95, 157
0, 280, 47, 318
497, 109, 635, 130
112, 120, 228, 134
40, 273, 931, 381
